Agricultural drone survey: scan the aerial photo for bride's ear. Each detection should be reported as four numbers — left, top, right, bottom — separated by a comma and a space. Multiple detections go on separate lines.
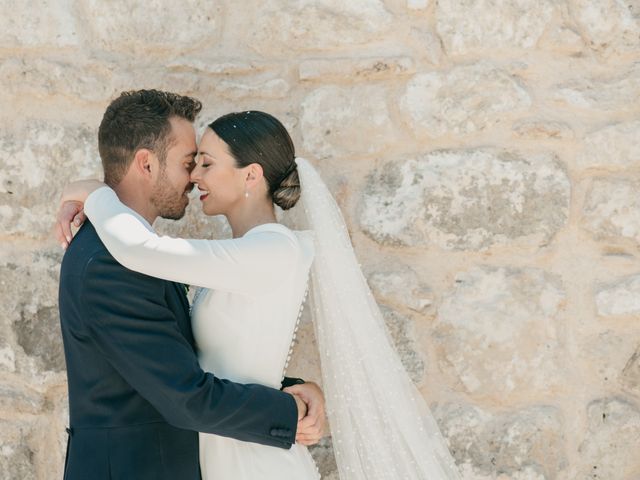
244, 163, 264, 189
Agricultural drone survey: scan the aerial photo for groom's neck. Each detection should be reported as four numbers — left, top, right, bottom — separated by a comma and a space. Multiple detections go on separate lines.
112, 183, 157, 226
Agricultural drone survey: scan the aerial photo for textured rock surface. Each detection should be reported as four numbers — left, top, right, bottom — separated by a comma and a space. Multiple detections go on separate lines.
79, 0, 221, 54
246, 0, 392, 54
578, 397, 640, 479
366, 265, 432, 312
436, 0, 556, 55
596, 274, 640, 316
2, 2, 640, 478
434, 266, 565, 399
577, 121, 640, 169
581, 330, 640, 395
359, 150, 570, 250
0, 1, 79, 48
552, 63, 640, 112
570, 0, 640, 56
582, 178, 640, 244
0, 122, 100, 239
433, 402, 566, 479
0, 420, 37, 480
299, 56, 414, 81
401, 63, 532, 137
380, 306, 425, 385
301, 85, 396, 158
0, 251, 66, 378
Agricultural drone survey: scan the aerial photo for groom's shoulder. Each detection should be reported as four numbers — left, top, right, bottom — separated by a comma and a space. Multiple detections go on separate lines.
60, 221, 165, 288
60, 221, 117, 276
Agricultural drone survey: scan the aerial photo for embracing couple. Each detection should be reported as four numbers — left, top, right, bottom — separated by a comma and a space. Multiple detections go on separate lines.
56, 89, 462, 479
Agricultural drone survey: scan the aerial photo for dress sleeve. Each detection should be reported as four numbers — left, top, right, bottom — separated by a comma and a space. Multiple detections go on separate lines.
83, 187, 299, 294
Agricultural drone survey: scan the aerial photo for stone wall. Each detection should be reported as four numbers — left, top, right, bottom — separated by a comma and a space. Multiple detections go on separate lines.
1, 1, 640, 479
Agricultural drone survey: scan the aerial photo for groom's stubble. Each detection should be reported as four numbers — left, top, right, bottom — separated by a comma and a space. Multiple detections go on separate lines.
150, 164, 193, 220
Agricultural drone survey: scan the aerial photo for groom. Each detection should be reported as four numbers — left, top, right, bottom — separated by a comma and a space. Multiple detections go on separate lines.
55, 89, 324, 480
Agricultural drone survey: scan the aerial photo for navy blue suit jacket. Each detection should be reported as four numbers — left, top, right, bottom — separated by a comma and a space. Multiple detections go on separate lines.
58, 222, 298, 480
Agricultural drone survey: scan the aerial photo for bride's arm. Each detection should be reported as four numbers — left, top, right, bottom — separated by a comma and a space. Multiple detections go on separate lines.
83, 186, 299, 294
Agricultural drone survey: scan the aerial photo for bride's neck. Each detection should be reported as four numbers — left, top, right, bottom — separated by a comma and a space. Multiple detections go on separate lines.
227, 200, 277, 238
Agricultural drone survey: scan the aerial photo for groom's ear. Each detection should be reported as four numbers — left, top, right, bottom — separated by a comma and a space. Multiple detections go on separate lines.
132, 149, 157, 180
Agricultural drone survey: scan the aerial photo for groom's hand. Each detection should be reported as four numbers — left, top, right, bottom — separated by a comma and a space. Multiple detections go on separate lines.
284, 382, 325, 445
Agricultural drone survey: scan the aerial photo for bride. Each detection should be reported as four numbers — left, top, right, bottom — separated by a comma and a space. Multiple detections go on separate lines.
57, 110, 461, 479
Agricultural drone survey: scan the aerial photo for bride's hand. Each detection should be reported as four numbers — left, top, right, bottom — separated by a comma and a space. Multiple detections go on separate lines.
284, 382, 326, 445
54, 179, 105, 249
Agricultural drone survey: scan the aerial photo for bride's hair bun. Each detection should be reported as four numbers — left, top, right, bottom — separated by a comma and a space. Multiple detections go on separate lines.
208, 110, 301, 210
272, 167, 300, 211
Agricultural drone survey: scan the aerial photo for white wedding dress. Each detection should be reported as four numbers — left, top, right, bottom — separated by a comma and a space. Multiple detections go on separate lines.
84, 187, 321, 480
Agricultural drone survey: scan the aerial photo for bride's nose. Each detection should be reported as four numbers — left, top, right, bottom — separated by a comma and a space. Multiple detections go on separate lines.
190, 166, 201, 183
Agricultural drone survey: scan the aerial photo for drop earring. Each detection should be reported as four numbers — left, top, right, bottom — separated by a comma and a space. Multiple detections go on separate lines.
245, 190, 249, 198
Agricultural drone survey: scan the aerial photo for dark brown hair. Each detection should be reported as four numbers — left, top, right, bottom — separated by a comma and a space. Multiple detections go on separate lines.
98, 89, 202, 186
208, 111, 300, 210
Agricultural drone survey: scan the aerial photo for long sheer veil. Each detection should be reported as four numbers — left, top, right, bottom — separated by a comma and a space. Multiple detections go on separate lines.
293, 158, 462, 479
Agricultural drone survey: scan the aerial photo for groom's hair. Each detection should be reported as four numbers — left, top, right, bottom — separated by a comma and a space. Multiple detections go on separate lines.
98, 89, 202, 187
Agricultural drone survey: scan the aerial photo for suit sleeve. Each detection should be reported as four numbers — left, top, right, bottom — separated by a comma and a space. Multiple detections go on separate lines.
83, 186, 299, 294
79, 251, 298, 448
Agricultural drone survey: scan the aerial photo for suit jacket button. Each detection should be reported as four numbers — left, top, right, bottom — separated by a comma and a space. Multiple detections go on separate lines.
270, 428, 290, 437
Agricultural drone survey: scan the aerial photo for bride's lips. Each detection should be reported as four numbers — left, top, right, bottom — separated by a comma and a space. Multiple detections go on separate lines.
196, 187, 209, 201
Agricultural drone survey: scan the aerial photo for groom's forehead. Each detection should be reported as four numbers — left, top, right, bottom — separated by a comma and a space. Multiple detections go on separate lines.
168, 117, 197, 145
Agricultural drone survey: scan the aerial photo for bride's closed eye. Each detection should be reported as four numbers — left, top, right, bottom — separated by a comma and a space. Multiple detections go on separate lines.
197, 153, 214, 167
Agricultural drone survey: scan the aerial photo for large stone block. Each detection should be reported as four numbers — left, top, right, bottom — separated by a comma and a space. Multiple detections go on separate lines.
577, 121, 640, 169
0, 122, 100, 239
0, 250, 65, 377
401, 63, 532, 138
80, 0, 220, 54
581, 329, 640, 394
578, 397, 640, 478
359, 150, 570, 251
245, 0, 392, 54
596, 274, 640, 316
582, 178, 640, 245
0, 56, 117, 103
433, 266, 565, 399
301, 85, 396, 159
0, 420, 36, 480
13, 306, 64, 374
366, 264, 432, 312
0, 0, 78, 48
570, 0, 640, 56
433, 402, 566, 479
436, 0, 555, 55
552, 63, 640, 112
